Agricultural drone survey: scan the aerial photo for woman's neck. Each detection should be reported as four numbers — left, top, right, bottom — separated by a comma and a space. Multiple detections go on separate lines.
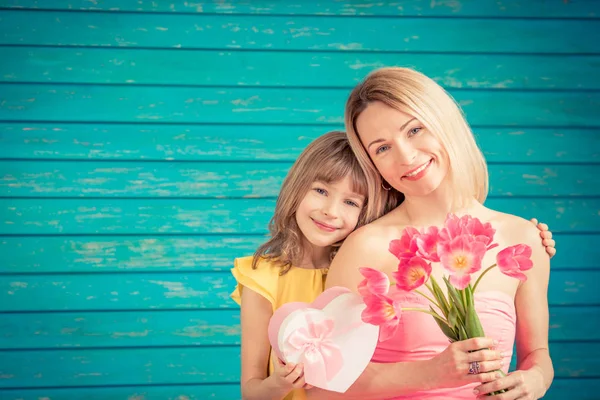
398, 182, 481, 227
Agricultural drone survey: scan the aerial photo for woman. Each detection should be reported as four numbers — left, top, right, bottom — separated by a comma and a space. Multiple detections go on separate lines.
307, 67, 553, 399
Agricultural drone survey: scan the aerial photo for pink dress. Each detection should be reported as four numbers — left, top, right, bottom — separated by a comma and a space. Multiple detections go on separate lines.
372, 290, 517, 399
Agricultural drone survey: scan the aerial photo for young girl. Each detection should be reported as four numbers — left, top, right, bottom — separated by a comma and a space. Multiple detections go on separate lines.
231, 131, 369, 400
231, 131, 556, 400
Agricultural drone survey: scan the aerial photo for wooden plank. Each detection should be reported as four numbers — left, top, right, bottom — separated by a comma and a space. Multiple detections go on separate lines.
0, 235, 265, 273
2, 161, 598, 198
544, 379, 600, 400
1, 123, 598, 163
2, 198, 598, 235
0, 347, 242, 388
0, 310, 241, 349
1, 84, 599, 127
2, 0, 599, 18
1, 10, 599, 53
0, 198, 276, 235
0, 233, 594, 274
0, 379, 597, 400
0, 270, 597, 312
0, 343, 596, 388
0, 306, 596, 350
0, 384, 242, 400
3, 47, 599, 90
0, 161, 292, 198
487, 164, 600, 197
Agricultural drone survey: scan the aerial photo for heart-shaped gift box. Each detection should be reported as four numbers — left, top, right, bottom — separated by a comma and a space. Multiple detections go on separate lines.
268, 286, 379, 393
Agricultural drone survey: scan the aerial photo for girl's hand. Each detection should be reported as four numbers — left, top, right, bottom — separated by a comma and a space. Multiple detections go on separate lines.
426, 337, 505, 389
530, 218, 556, 258
474, 368, 546, 399
270, 358, 313, 392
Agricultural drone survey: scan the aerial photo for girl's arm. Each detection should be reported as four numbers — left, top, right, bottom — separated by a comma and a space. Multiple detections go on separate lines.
240, 288, 306, 400
473, 220, 554, 399
306, 226, 503, 400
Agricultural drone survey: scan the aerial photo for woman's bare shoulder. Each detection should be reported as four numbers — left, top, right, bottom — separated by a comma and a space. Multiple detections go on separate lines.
488, 209, 542, 248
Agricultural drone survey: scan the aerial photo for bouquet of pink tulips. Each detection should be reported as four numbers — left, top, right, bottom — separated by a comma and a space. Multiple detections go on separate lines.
357, 214, 534, 394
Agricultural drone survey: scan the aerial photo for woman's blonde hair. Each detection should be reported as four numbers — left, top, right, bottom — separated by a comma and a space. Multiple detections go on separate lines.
253, 131, 371, 274
345, 67, 488, 219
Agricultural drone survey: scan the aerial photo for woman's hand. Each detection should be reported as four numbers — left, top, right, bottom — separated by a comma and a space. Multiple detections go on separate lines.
473, 367, 546, 399
425, 337, 505, 389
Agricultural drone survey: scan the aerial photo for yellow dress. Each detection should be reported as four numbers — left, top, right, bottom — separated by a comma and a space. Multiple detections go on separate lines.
231, 256, 328, 400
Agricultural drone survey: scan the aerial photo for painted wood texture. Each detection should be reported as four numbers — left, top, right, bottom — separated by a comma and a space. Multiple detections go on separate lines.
2, 84, 600, 126
1, 10, 600, 53
2, 0, 599, 18
1, 1, 599, 399
3, 47, 600, 90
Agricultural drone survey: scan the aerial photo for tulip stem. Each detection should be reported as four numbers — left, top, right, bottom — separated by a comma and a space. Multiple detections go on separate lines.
415, 289, 440, 309
472, 264, 497, 293
403, 307, 448, 324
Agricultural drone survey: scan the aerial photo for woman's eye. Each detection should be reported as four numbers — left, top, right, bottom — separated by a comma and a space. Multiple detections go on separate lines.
376, 145, 390, 154
313, 188, 327, 195
408, 127, 422, 136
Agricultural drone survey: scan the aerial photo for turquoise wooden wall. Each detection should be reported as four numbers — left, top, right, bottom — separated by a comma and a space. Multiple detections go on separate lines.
0, 1, 599, 399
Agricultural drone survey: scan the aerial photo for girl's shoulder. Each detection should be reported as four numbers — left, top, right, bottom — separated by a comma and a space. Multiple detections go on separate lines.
230, 256, 282, 308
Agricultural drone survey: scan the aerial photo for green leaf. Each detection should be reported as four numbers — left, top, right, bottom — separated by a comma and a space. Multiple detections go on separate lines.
448, 305, 459, 328
465, 303, 486, 338
459, 324, 469, 341
430, 306, 459, 342
465, 285, 474, 308
444, 277, 466, 316
431, 277, 450, 317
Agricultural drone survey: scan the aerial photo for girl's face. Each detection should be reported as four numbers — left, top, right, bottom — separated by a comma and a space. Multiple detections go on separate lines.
355, 101, 450, 197
295, 176, 365, 249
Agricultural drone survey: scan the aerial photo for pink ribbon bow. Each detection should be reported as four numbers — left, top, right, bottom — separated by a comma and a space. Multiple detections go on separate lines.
282, 315, 344, 386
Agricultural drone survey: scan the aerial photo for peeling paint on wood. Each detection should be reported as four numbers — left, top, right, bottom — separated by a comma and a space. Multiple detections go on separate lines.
0, 1, 598, 397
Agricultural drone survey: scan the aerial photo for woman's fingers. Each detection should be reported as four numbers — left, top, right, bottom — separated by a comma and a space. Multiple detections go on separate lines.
467, 349, 504, 363
458, 337, 498, 352
467, 370, 502, 384
473, 360, 504, 373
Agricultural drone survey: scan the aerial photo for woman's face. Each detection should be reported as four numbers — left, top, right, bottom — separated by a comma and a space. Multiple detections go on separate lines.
355, 101, 450, 197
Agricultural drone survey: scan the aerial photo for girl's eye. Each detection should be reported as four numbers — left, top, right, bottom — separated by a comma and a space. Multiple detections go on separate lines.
345, 200, 360, 207
313, 188, 327, 195
375, 144, 390, 154
408, 127, 422, 137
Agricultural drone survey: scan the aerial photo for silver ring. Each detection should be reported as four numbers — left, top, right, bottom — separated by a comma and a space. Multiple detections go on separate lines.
468, 361, 480, 374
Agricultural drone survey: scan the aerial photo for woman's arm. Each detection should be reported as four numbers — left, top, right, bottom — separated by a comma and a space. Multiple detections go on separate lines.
240, 288, 306, 400
306, 226, 503, 400
474, 220, 554, 399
